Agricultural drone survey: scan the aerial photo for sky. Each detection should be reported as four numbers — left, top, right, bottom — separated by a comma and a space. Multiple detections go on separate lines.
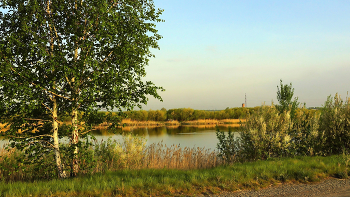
141, 0, 350, 110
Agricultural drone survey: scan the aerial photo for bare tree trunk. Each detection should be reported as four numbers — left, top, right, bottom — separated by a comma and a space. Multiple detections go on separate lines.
71, 108, 79, 177
53, 97, 67, 178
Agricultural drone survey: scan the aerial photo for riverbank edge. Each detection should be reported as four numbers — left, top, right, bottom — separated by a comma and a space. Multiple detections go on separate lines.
97, 118, 246, 128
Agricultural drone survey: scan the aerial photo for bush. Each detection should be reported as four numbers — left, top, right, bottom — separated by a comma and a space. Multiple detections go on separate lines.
318, 94, 350, 155
216, 105, 322, 162
289, 107, 321, 156
216, 128, 240, 163
239, 105, 293, 160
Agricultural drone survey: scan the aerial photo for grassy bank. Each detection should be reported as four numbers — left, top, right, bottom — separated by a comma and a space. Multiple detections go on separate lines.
1, 155, 349, 196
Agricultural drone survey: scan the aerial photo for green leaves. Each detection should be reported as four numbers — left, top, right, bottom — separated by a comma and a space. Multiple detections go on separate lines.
0, 0, 164, 178
216, 128, 239, 163
276, 79, 300, 120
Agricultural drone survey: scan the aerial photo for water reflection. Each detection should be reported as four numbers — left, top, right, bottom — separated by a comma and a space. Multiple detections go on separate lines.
91, 125, 241, 150
1, 126, 241, 150
91, 125, 240, 136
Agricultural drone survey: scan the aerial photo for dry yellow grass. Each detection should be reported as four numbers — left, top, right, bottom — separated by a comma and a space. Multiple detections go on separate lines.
182, 119, 245, 125
142, 142, 220, 169
121, 119, 164, 126
103, 140, 221, 170
164, 120, 180, 126
219, 119, 246, 124
182, 119, 218, 125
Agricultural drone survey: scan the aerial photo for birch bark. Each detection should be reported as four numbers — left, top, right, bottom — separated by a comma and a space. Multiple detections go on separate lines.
53, 97, 67, 178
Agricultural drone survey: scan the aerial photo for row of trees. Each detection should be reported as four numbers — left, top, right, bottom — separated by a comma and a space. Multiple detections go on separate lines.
122, 107, 256, 121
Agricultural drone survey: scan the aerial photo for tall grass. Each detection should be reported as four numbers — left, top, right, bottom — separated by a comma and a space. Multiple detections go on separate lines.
1, 155, 349, 197
0, 134, 222, 182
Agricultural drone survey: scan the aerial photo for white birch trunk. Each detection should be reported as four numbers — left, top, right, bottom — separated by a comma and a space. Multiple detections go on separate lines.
71, 108, 79, 177
53, 97, 67, 178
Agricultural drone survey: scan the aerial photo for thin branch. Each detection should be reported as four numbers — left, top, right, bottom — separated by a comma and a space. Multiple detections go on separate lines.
80, 128, 94, 135
65, 75, 73, 89
36, 82, 71, 100
24, 118, 52, 122
26, 140, 56, 150
42, 102, 54, 114
103, 51, 113, 62
7, 134, 54, 139
40, 140, 56, 150
43, 88, 54, 101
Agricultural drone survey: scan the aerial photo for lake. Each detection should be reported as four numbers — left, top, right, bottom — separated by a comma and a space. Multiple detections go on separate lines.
0, 126, 241, 151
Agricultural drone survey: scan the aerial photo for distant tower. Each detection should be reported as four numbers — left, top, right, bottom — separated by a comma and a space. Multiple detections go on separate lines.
245, 93, 247, 107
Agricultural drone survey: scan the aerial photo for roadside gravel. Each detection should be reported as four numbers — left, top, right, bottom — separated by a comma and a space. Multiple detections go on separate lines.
205, 178, 350, 197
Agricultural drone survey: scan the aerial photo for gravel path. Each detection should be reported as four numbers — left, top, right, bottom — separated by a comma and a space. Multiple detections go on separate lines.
205, 178, 350, 197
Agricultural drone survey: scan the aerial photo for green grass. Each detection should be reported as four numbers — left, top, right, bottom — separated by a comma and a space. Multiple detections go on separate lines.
1, 155, 349, 197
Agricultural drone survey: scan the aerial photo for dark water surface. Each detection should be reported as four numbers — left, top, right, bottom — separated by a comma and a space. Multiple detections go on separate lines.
1, 126, 241, 151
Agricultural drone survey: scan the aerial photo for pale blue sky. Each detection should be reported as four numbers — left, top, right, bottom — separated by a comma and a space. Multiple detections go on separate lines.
142, 0, 350, 110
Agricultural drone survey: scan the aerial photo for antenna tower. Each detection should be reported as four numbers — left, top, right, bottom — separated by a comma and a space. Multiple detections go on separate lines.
245, 93, 247, 107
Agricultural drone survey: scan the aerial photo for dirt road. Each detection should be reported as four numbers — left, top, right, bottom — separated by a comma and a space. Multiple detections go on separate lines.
207, 178, 350, 197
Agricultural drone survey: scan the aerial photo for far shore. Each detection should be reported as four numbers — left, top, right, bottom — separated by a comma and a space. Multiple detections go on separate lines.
95, 118, 246, 129
0, 119, 246, 133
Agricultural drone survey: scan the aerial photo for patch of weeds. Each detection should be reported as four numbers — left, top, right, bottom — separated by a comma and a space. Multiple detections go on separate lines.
275, 173, 288, 182
334, 171, 348, 179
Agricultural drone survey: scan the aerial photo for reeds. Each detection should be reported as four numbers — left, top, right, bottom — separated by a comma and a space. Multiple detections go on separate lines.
0, 134, 223, 181
121, 119, 164, 126
93, 135, 222, 172
182, 119, 245, 126
142, 142, 219, 169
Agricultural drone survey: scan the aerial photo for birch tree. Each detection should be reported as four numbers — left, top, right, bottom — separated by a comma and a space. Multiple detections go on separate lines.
0, 0, 163, 178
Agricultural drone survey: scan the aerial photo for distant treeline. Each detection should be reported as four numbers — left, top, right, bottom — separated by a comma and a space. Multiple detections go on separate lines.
121, 107, 258, 122
60, 107, 319, 123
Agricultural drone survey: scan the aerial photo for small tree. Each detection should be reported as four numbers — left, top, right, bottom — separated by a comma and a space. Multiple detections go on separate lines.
0, 0, 164, 178
276, 79, 299, 120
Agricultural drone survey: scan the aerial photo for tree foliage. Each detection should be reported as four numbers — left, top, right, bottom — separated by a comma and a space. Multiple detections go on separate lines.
0, 0, 164, 178
276, 79, 299, 119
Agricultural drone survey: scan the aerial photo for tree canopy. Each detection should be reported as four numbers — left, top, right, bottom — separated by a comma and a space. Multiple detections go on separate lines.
276, 79, 299, 119
0, 0, 164, 178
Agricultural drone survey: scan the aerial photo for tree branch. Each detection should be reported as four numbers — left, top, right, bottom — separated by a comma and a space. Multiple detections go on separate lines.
24, 118, 52, 122
7, 134, 54, 139
80, 129, 93, 135
42, 102, 54, 114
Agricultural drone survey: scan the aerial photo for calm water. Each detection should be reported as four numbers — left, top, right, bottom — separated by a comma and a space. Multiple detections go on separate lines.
1, 126, 241, 151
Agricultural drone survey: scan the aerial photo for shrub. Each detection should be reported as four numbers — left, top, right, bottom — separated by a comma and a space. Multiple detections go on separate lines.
276, 79, 299, 120
216, 105, 322, 162
289, 107, 322, 156
239, 105, 293, 160
216, 128, 240, 163
114, 134, 147, 169
318, 94, 350, 155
